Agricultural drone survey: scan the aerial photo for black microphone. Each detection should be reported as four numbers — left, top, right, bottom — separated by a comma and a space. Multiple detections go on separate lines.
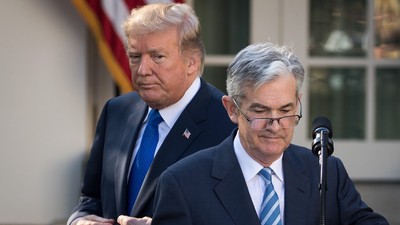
311, 117, 334, 157
312, 117, 334, 225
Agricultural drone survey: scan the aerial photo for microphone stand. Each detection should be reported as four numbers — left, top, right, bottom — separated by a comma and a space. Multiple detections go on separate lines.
318, 130, 329, 225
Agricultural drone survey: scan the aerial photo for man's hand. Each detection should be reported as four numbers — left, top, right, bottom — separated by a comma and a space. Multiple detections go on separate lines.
117, 215, 152, 225
72, 215, 114, 225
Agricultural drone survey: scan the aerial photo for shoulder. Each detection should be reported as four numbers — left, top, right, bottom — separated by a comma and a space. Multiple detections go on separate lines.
157, 147, 218, 187
283, 144, 348, 179
187, 79, 236, 129
284, 144, 345, 172
103, 92, 145, 112
285, 144, 341, 162
168, 146, 218, 173
203, 80, 225, 97
166, 132, 235, 175
284, 144, 316, 162
107, 92, 141, 107
196, 78, 226, 102
95, 92, 145, 122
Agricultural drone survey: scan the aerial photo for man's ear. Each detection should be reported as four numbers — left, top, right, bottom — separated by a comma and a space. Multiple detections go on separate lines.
187, 52, 200, 76
222, 95, 239, 124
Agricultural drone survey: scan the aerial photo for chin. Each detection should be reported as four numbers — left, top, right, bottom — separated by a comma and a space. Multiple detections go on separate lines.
139, 90, 159, 101
263, 142, 285, 153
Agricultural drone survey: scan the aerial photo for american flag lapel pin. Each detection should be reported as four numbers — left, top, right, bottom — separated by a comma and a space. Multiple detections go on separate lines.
182, 128, 191, 139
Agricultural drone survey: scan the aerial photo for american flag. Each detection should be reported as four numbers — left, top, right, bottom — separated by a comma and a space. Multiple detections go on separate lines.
182, 128, 191, 139
72, 0, 185, 94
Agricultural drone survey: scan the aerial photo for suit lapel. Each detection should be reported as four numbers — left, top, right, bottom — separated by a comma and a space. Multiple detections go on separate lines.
114, 101, 147, 216
283, 145, 315, 225
212, 133, 261, 225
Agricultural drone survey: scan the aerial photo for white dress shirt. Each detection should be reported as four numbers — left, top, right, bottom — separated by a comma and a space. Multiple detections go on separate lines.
233, 132, 285, 224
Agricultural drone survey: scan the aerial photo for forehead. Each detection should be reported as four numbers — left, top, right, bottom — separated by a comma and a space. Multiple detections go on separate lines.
127, 27, 180, 51
244, 75, 297, 106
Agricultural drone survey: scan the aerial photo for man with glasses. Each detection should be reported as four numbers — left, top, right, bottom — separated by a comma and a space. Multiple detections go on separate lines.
151, 42, 389, 225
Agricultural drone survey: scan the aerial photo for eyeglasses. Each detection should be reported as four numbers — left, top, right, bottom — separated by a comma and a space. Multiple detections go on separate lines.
232, 98, 302, 130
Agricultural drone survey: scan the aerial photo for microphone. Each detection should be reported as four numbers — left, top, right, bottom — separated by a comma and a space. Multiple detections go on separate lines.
311, 117, 334, 157
311, 116, 334, 225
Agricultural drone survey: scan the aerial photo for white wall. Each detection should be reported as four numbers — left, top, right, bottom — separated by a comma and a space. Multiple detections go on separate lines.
0, 1, 88, 224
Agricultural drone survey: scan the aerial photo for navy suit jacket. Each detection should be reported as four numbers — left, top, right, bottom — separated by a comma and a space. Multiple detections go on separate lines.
152, 129, 389, 225
67, 79, 236, 224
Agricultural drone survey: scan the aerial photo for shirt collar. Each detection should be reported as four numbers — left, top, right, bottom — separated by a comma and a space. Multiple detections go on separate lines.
233, 132, 284, 184
148, 76, 201, 128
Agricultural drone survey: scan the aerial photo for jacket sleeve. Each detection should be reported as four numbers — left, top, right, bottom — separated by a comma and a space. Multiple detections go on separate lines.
67, 100, 110, 225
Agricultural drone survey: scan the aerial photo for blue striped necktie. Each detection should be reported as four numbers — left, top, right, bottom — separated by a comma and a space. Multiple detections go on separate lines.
128, 109, 163, 212
259, 167, 282, 225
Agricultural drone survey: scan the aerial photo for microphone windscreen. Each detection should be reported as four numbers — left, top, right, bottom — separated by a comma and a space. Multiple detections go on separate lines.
312, 116, 333, 138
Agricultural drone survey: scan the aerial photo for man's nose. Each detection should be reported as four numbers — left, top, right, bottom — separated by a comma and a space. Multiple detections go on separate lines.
138, 56, 152, 76
266, 118, 280, 129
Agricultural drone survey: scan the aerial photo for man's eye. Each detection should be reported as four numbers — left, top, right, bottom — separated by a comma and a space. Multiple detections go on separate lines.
153, 54, 165, 62
129, 55, 141, 63
253, 110, 265, 114
280, 109, 291, 114
251, 110, 267, 117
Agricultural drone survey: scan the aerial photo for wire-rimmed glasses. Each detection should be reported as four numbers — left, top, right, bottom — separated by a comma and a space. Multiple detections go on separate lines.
232, 98, 302, 130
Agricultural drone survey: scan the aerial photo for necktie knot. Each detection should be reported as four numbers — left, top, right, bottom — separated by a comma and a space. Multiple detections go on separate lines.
147, 109, 163, 127
259, 167, 273, 183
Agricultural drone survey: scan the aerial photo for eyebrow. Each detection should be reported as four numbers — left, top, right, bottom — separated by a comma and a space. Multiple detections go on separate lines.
248, 102, 295, 111
128, 47, 168, 55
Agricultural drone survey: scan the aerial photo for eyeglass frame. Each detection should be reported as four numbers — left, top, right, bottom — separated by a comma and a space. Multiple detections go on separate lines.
231, 97, 302, 130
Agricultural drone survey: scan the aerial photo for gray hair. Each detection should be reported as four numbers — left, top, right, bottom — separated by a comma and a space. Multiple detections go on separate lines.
122, 3, 205, 72
226, 42, 304, 104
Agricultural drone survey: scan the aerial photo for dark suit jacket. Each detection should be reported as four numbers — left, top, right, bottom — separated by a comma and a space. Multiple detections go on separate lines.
152, 129, 389, 225
67, 79, 236, 224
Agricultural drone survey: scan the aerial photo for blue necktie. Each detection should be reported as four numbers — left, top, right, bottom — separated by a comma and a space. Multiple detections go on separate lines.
128, 109, 163, 212
259, 167, 282, 225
